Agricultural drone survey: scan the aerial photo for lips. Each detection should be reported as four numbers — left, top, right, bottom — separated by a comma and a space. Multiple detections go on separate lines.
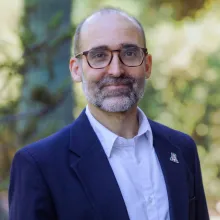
97, 77, 134, 90
101, 83, 131, 89
106, 84, 129, 89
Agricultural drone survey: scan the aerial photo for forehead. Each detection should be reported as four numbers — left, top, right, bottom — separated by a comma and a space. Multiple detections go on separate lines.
80, 13, 144, 51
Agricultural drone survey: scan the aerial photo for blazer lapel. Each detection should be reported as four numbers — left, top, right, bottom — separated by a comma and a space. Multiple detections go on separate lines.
68, 110, 129, 220
150, 120, 189, 220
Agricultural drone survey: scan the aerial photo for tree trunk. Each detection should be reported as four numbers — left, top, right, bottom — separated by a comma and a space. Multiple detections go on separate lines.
17, 0, 74, 145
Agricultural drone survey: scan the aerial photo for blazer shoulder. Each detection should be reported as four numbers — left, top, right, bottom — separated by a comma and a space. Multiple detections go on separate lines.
149, 119, 196, 148
14, 110, 90, 167
15, 122, 74, 163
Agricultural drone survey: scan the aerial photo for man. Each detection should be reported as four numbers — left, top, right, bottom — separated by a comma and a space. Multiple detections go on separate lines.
9, 7, 209, 220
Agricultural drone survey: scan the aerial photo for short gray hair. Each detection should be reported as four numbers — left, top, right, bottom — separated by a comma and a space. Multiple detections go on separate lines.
73, 7, 146, 56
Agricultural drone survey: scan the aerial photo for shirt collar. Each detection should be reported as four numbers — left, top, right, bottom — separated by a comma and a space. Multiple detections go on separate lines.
86, 106, 118, 157
137, 107, 152, 142
85, 106, 153, 158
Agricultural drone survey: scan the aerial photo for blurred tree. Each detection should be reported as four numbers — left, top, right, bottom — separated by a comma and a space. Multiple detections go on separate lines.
0, 0, 75, 194
149, 0, 207, 20
17, 0, 74, 145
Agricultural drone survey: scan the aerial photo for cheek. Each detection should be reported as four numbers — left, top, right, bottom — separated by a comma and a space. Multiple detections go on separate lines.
126, 66, 146, 79
90, 70, 106, 81
82, 63, 105, 82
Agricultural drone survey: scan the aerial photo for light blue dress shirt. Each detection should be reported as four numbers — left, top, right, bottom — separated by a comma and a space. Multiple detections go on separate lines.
86, 106, 170, 220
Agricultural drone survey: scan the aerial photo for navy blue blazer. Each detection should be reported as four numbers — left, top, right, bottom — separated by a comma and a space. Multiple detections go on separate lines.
9, 110, 209, 220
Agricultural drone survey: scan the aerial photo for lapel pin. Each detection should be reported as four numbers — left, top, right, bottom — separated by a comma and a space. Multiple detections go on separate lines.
170, 152, 179, 163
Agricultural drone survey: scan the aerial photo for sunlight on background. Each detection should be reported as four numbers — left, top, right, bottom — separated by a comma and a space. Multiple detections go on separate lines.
0, 0, 23, 106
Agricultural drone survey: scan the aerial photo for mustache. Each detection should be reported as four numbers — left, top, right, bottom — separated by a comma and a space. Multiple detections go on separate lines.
97, 76, 135, 89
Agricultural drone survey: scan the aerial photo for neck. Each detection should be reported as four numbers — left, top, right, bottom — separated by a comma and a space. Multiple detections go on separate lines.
88, 103, 139, 139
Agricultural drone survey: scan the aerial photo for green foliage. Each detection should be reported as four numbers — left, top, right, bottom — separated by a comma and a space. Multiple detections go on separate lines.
20, 1, 38, 47
149, 0, 207, 20
31, 86, 56, 105
48, 11, 64, 30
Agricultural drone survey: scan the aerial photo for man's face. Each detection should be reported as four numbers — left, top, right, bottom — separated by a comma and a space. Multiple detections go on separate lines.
71, 13, 152, 112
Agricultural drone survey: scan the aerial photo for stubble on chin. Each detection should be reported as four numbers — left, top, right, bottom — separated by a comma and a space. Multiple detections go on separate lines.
82, 76, 146, 112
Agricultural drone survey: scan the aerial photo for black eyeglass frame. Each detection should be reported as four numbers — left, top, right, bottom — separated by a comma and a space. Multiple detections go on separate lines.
75, 47, 148, 69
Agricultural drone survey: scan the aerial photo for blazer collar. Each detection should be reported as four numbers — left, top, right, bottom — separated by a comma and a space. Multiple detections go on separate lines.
149, 119, 189, 220
69, 109, 130, 220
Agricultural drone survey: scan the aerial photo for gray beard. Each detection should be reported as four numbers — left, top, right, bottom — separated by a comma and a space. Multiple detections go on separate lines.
81, 75, 146, 112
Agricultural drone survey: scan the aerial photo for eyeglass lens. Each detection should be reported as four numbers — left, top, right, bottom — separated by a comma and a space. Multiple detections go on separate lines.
87, 46, 145, 68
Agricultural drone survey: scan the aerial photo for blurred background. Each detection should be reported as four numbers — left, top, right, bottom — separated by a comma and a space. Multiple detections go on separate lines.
0, 0, 220, 219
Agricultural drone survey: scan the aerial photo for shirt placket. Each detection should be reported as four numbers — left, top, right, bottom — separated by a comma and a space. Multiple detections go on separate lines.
139, 144, 159, 220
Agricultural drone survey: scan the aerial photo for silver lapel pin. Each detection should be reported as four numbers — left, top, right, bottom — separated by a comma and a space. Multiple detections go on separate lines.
170, 152, 179, 163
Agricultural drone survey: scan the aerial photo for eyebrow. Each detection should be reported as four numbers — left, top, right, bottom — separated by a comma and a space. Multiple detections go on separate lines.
90, 45, 109, 51
90, 43, 140, 51
121, 43, 139, 48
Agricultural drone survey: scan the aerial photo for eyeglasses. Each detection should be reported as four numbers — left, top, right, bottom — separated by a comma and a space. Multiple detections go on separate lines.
75, 45, 148, 69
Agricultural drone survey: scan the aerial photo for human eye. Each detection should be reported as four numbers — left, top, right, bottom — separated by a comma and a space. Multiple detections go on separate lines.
94, 53, 105, 58
123, 48, 139, 57
90, 50, 108, 60
125, 51, 136, 56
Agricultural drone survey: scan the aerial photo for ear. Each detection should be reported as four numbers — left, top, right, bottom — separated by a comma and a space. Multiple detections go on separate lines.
69, 57, 82, 82
145, 54, 152, 79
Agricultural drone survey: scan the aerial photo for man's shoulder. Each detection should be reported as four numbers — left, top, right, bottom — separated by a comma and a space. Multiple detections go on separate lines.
16, 122, 74, 162
149, 119, 197, 155
14, 110, 90, 163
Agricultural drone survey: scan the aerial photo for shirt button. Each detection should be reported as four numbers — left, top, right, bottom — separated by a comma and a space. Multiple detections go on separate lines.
148, 196, 153, 204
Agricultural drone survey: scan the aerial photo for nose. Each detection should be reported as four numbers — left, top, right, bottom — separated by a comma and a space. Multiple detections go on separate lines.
106, 53, 125, 77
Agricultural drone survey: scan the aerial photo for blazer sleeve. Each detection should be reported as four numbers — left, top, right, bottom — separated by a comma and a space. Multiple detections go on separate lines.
8, 149, 57, 220
190, 138, 210, 220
